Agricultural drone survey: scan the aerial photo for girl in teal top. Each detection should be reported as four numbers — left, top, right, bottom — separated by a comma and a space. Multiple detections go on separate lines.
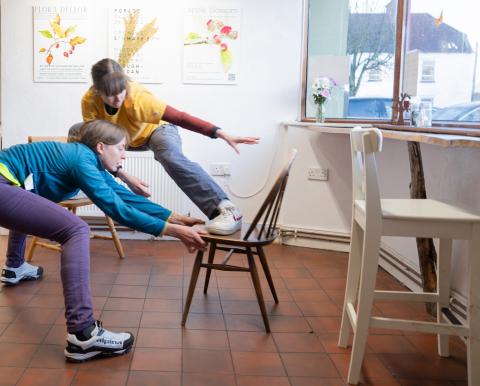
0, 120, 206, 362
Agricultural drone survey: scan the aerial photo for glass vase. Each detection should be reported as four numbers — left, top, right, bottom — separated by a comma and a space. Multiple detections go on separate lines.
315, 103, 326, 123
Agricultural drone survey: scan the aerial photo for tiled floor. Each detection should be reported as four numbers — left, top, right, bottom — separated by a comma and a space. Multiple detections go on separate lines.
0, 236, 468, 386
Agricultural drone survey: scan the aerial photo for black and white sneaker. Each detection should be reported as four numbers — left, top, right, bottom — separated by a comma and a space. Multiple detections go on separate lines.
64, 320, 134, 362
1, 262, 43, 285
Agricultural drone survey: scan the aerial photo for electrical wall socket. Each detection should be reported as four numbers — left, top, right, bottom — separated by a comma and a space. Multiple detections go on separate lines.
210, 163, 231, 176
308, 167, 329, 181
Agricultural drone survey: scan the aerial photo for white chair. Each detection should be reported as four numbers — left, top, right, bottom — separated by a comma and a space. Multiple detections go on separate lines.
338, 127, 480, 385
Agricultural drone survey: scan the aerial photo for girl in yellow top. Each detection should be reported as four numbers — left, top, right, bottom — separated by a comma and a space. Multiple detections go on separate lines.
76, 58, 259, 235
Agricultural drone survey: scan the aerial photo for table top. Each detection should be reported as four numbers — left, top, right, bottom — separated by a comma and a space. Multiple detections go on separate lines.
283, 121, 480, 149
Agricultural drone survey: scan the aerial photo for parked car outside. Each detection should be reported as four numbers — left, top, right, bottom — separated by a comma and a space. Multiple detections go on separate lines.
347, 97, 393, 119
432, 102, 480, 122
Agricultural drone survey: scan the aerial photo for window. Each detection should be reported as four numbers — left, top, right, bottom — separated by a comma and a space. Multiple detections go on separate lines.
420, 60, 435, 82
368, 69, 382, 82
303, 0, 480, 127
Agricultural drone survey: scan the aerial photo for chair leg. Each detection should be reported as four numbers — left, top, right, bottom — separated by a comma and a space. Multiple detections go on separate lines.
25, 237, 39, 262
105, 216, 125, 259
467, 224, 480, 386
182, 250, 204, 326
203, 242, 216, 294
338, 221, 364, 347
347, 228, 381, 385
437, 238, 452, 357
247, 247, 270, 333
256, 246, 278, 303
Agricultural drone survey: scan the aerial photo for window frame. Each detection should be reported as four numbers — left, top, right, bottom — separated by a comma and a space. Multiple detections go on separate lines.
300, 0, 480, 130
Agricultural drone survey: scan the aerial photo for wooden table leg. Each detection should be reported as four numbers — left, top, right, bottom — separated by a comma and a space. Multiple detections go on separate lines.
407, 141, 437, 315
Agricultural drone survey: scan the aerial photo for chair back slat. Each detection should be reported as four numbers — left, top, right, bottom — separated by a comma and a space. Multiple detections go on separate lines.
244, 149, 297, 241
350, 127, 382, 221
28, 136, 68, 143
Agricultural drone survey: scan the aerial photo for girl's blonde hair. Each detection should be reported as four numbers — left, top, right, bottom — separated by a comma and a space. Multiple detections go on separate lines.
91, 58, 129, 96
77, 120, 130, 149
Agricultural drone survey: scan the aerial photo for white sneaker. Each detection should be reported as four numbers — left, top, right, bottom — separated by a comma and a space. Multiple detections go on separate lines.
1, 262, 43, 285
64, 320, 134, 362
206, 200, 243, 235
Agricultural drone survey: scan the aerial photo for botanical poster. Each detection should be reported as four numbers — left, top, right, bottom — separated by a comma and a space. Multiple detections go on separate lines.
108, 7, 164, 83
33, 4, 89, 82
183, 3, 240, 84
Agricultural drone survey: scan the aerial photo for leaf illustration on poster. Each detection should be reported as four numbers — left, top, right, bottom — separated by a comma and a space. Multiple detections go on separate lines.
33, 4, 90, 82
108, 7, 164, 83
184, 3, 241, 84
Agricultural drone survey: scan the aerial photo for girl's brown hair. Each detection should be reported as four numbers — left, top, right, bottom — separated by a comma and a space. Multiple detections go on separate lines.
91, 58, 129, 96
78, 120, 130, 149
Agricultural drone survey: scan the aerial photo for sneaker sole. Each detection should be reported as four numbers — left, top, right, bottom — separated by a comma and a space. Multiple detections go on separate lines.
1, 270, 43, 285
206, 224, 242, 236
64, 345, 133, 363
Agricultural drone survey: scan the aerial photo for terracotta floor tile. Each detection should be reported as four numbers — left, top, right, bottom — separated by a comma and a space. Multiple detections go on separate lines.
182, 373, 236, 386
29, 344, 78, 369
290, 289, 331, 302
0, 343, 38, 366
183, 329, 229, 350
289, 377, 346, 386
44, 325, 68, 345
269, 316, 312, 333
183, 349, 234, 374
146, 286, 182, 300
109, 285, 147, 299
99, 310, 141, 328
126, 371, 181, 386
273, 332, 325, 353
184, 313, 226, 330
149, 274, 183, 287
189, 298, 222, 314
26, 294, 64, 308
284, 278, 321, 290
130, 348, 181, 371
0, 306, 19, 323
14, 307, 62, 324
143, 298, 182, 312
224, 314, 266, 332
140, 312, 182, 328
0, 323, 51, 344
236, 375, 291, 386
281, 352, 339, 377
367, 335, 417, 354
232, 351, 286, 376
307, 316, 341, 334
103, 298, 144, 312
136, 328, 182, 348
0, 366, 25, 386
16, 368, 76, 386
72, 369, 129, 386
115, 274, 149, 286
297, 300, 342, 317
228, 331, 277, 352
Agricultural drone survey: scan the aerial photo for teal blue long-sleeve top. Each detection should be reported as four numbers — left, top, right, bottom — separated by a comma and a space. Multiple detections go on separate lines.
0, 141, 172, 236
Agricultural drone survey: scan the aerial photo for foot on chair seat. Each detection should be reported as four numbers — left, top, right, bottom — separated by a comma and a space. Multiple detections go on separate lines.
65, 320, 134, 362
206, 200, 242, 235
1, 262, 44, 285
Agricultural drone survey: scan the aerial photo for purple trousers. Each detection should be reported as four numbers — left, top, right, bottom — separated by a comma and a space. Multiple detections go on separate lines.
0, 175, 94, 333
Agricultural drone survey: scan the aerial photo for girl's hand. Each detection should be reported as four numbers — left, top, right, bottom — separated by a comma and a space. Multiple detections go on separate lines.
164, 223, 207, 253
169, 213, 205, 227
216, 130, 260, 154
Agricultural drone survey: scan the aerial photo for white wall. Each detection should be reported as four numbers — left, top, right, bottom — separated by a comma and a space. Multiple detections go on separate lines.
0, 0, 304, 222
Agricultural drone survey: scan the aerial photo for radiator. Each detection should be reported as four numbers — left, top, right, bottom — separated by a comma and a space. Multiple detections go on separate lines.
77, 151, 188, 217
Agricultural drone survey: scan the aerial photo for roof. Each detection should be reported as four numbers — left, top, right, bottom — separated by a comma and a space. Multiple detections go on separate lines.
348, 13, 473, 54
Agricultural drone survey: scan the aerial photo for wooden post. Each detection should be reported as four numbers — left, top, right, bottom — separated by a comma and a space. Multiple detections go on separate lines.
407, 141, 437, 315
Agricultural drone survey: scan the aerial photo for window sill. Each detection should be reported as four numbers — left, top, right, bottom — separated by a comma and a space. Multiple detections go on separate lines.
284, 121, 480, 148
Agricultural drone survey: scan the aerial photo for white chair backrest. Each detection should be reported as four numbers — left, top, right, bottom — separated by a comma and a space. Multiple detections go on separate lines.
350, 127, 383, 220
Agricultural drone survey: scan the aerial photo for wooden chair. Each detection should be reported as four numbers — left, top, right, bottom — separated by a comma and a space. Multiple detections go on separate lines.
182, 150, 297, 332
338, 127, 480, 385
25, 136, 125, 260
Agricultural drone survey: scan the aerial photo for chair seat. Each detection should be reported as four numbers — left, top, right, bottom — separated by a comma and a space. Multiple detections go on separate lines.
355, 199, 480, 222
196, 224, 278, 247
